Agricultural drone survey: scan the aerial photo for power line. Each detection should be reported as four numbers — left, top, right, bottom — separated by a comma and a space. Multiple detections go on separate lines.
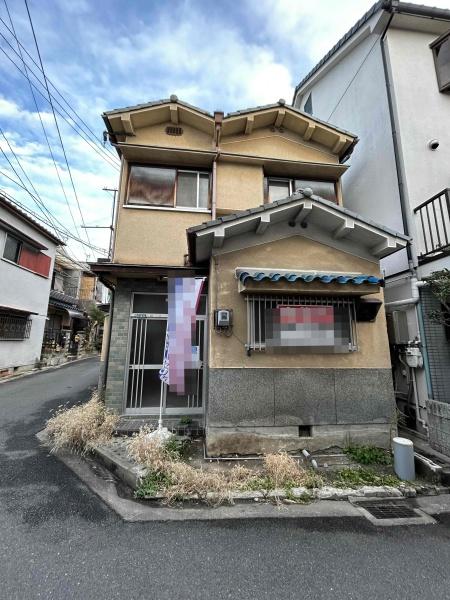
0, 176, 108, 254
0, 13, 120, 167
24, 0, 92, 256
0, 41, 120, 172
1, 2, 83, 247
0, 126, 60, 234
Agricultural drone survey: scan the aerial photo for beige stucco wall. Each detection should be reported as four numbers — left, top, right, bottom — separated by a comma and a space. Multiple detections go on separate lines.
216, 163, 264, 212
113, 207, 207, 266
208, 235, 390, 369
112, 121, 344, 267
126, 121, 214, 151
220, 127, 339, 164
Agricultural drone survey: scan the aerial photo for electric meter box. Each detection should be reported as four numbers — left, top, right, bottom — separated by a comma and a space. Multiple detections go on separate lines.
214, 309, 232, 329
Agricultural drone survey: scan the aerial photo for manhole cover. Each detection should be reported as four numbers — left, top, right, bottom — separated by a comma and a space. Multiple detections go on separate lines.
351, 499, 436, 526
362, 502, 417, 520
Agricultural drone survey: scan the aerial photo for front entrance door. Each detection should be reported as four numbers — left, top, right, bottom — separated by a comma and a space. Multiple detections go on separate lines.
124, 291, 207, 417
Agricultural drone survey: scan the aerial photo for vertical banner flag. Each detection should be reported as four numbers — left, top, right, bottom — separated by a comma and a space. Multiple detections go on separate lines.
159, 277, 205, 394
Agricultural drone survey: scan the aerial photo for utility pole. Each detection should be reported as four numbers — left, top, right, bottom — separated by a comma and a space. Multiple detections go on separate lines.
80, 187, 118, 260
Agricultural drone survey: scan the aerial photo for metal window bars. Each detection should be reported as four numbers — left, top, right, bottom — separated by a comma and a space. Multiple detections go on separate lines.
0, 314, 32, 340
245, 294, 358, 352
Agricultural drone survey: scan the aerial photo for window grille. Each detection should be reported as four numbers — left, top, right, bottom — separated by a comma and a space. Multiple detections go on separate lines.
245, 295, 357, 353
0, 313, 32, 340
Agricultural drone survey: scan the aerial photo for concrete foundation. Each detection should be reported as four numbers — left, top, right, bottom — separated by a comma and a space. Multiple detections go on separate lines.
206, 424, 395, 456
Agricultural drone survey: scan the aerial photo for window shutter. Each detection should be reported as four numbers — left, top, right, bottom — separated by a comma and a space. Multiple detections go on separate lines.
18, 246, 51, 277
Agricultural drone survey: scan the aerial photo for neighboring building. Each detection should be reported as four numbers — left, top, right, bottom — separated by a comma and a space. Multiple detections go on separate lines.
92, 97, 407, 456
292, 0, 450, 455
43, 249, 107, 361
0, 194, 62, 377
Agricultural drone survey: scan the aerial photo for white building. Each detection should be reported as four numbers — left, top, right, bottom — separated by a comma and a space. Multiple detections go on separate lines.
293, 0, 450, 455
0, 195, 62, 376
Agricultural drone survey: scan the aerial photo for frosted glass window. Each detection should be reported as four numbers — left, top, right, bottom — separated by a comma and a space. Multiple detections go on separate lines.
128, 166, 176, 206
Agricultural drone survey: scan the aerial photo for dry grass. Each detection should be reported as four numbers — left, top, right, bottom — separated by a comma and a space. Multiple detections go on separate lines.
130, 434, 323, 506
126, 427, 170, 473
264, 452, 310, 488
45, 392, 119, 454
165, 462, 231, 506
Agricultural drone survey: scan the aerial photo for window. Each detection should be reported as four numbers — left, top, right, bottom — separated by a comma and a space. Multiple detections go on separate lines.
2, 234, 51, 277
266, 177, 338, 204
246, 295, 357, 353
127, 165, 210, 209
3, 234, 21, 263
304, 93, 313, 115
0, 311, 32, 340
431, 31, 450, 93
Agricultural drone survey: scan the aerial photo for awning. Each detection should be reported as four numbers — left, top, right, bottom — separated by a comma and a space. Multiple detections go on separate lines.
66, 309, 87, 320
236, 268, 382, 286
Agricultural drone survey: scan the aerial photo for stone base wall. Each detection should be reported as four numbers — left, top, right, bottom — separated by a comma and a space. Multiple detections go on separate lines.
205, 367, 396, 455
427, 399, 450, 457
206, 424, 394, 456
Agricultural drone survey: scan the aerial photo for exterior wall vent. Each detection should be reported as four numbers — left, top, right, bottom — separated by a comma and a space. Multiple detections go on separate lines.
165, 126, 183, 136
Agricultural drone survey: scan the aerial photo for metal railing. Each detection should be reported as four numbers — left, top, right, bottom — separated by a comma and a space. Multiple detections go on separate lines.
414, 188, 450, 259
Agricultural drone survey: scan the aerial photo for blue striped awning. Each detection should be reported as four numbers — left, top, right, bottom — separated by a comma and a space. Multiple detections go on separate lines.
237, 269, 383, 286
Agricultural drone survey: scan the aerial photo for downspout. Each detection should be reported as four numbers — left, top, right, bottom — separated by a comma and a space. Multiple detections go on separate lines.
380, 8, 432, 429
380, 6, 415, 265
212, 111, 224, 220
101, 280, 115, 396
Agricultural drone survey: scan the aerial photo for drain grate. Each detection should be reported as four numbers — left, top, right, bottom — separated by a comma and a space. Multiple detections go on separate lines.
362, 502, 417, 520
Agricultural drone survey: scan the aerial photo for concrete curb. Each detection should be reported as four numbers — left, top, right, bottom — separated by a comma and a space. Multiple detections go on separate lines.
0, 354, 99, 385
37, 431, 450, 522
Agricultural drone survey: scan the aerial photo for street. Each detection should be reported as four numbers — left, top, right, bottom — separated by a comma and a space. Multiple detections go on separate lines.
0, 357, 449, 600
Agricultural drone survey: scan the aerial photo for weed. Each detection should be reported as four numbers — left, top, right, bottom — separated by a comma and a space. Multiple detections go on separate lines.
334, 467, 399, 488
135, 471, 172, 498
44, 392, 119, 454
165, 436, 191, 460
284, 488, 312, 504
344, 445, 392, 466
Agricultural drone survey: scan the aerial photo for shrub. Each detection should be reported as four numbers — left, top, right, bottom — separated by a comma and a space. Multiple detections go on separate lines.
44, 393, 119, 454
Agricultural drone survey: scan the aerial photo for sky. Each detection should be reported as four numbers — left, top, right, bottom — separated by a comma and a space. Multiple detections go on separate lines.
0, 0, 449, 262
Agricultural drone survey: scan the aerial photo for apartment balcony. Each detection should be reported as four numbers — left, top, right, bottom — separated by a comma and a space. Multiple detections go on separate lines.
414, 188, 450, 264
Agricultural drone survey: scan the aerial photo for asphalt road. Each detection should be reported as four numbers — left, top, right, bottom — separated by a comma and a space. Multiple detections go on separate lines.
1, 357, 450, 599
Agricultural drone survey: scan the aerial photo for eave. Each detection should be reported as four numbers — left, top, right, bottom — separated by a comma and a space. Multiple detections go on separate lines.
187, 191, 409, 264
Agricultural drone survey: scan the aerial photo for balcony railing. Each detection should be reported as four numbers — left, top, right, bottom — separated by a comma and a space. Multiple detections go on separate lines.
414, 188, 450, 261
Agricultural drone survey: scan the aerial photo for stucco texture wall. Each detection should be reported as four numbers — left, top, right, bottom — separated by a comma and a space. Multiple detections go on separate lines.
216, 163, 264, 213
220, 127, 338, 164
208, 235, 390, 370
113, 208, 207, 266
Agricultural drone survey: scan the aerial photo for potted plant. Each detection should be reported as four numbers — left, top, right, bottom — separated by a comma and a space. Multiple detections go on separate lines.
178, 416, 193, 436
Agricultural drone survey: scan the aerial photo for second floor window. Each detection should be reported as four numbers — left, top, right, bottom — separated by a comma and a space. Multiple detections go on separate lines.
2, 233, 51, 277
127, 165, 210, 209
431, 31, 450, 93
266, 177, 338, 204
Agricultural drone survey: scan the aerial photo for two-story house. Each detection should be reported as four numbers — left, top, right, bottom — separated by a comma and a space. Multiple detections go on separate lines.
292, 0, 450, 456
92, 96, 407, 456
0, 194, 62, 377
43, 249, 106, 362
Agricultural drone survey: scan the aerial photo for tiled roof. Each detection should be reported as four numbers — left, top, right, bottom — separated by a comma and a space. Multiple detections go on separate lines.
237, 269, 382, 286
187, 189, 409, 241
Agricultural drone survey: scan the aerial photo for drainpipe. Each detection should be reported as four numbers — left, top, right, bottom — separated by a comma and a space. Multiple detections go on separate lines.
384, 277, 426, 309
380, 9, 416, 266
212, 111, 224, 220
